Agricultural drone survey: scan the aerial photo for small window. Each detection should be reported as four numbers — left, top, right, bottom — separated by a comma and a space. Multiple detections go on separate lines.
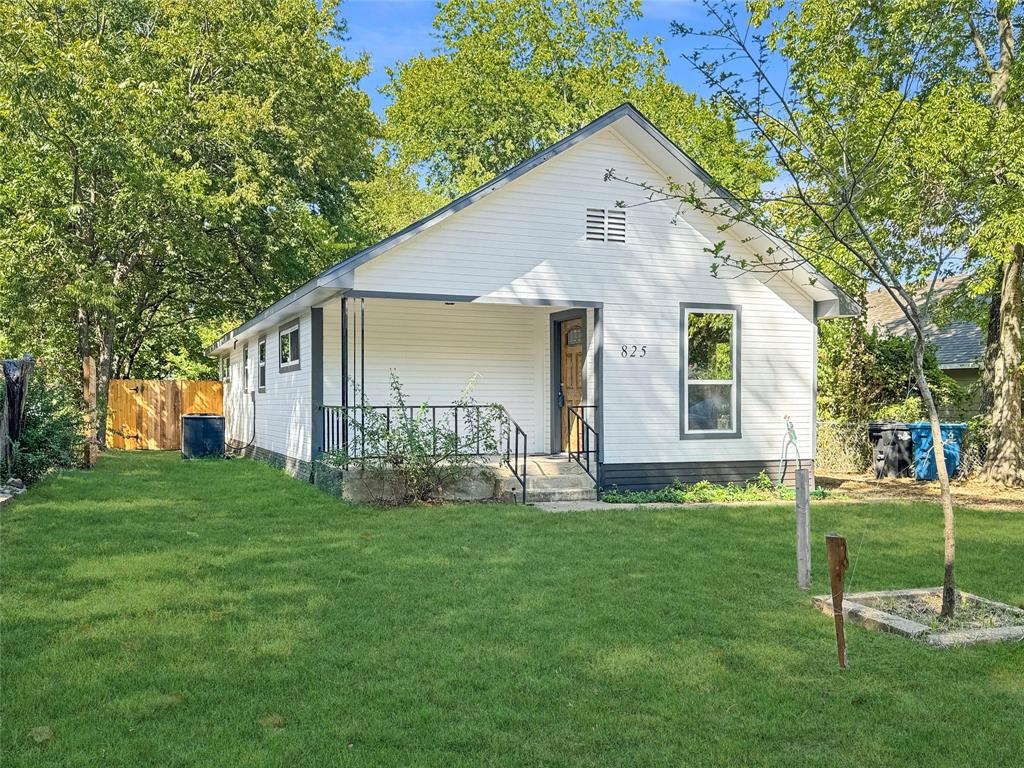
220, 355, 231, 382
682, 306, 740, 437
586, 208, 626, 243
257, 337, 267, 391
279, 321, 300, 371
566, 326, 584, 346
242, 344, 250, 392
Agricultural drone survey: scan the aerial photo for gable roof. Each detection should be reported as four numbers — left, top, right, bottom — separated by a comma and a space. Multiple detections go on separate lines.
866, 275, 983, 369
210, 103, 858, 353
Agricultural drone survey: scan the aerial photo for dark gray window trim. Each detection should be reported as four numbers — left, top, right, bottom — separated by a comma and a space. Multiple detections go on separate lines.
679, 302, 742, 440
278, 316, 301, 373
242, 343, 250, 393
257, 335, 267, 393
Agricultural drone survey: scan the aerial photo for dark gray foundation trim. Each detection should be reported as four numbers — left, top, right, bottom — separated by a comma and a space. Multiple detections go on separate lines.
229, 444, 313, 482
347, 290, 602, 308
310, 307, 323, 459
549, 308, 588, 454
602, 459, 814, 492
679, 302, 742, 440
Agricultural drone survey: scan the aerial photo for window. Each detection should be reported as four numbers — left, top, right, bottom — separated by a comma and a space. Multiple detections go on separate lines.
242, 344, 250, 392
279, 320, 300, 371
586, 208, 626, 243
681, 305, 740, 437
220, 355, 231, 382
257, 336, 267, 391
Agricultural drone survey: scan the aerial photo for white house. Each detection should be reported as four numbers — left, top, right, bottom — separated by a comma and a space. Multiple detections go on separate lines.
209, 104, 857, 501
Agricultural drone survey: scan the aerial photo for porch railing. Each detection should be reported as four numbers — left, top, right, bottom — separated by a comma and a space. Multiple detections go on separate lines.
319, 403, 528, 503
566, 404, 599, 485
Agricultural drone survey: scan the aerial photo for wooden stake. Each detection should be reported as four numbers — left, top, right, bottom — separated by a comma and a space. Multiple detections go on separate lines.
826, 533, 849, 669
795, 468, 811, 590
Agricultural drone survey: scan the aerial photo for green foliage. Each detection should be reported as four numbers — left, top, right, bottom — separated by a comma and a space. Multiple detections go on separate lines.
818, 319, 963, 421
322, 373, 506, 505
376, 0, 770, 222
0, 0, 377, 380
4, 368, 83, 485
602, 471, 831, 504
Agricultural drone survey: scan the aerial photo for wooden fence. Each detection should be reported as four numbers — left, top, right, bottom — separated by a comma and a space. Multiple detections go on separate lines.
107, 379, 222, 450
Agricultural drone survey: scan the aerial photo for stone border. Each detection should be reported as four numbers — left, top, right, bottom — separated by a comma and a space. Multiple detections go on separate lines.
811, 587, 1024, 648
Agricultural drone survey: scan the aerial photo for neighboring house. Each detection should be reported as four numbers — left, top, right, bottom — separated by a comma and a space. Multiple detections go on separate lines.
866, 275, 984, 412
209, 104, 857, 500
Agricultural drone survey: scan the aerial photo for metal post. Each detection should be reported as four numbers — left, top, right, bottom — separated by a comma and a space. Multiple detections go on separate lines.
826, 533, 849, 669
796, 468, 811, 590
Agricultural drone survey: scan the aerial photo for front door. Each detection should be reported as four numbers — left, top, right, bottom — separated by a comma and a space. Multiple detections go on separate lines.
559, 318, 585, 452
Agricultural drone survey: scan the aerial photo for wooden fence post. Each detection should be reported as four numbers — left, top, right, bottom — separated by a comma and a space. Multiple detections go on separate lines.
826, 533, 849, 669
795, 468, 811, 590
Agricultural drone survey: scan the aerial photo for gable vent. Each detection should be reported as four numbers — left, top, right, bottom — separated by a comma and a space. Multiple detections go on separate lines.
586, 208, 626, 243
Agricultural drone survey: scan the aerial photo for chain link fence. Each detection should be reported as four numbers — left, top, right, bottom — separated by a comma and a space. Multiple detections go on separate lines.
816, 419, 985, 478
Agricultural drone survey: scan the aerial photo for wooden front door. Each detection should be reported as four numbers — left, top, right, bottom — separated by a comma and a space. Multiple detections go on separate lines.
559, 318, 585, 452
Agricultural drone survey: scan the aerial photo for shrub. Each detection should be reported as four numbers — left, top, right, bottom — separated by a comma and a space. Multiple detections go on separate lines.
3, 367, 83, 485
602, 472, 830, 504
321, 372, 507, 506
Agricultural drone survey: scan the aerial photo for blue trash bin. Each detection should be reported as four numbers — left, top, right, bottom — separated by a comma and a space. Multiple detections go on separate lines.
906, 422, 967, 481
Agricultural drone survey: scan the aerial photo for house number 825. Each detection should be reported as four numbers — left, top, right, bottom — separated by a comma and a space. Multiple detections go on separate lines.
621, 345, 647, 358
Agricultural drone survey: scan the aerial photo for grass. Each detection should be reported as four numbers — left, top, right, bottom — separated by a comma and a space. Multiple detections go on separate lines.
2, 451, 1022, 767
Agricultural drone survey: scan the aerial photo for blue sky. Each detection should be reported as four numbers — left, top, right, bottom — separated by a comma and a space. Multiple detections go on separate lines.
341, 0, 718, 116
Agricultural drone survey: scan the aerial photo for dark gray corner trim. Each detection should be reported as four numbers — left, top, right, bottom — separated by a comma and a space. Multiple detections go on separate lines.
348, 290, 603, 308
310, 308, 323, 458
257, 334, 267, 393
594, 307, 604, 473
278, 316, 302, 373
679, 302, 742, 440
549, 308, 588, 453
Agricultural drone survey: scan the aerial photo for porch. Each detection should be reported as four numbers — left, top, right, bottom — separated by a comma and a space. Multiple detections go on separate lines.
311, 294, 603, 502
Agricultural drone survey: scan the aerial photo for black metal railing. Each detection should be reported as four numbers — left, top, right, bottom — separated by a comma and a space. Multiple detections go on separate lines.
566, 404, 599, 484
319, 403, 528, 503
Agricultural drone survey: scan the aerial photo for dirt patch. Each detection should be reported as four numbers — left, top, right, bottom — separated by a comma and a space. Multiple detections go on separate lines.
872, 591, 1024, 633
812, 588, 1024, 647
817, 472, 1024, 511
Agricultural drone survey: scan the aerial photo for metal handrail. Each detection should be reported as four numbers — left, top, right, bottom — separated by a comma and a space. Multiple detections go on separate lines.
566, 404, 599, 485
319, 403, 528, 503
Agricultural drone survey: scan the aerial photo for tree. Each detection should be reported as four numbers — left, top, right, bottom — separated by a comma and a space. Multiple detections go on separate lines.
371, 0, 770, 230
0, 0, 377, 451
607, 1, 992, 616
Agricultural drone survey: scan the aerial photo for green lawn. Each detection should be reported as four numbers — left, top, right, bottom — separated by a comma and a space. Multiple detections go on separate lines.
2, 452, 1022, 767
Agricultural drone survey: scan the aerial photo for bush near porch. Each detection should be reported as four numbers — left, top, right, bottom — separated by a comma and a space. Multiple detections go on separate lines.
2, 452, 1022, 767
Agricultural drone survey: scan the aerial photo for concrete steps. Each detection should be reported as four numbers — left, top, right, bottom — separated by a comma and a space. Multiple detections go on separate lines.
494, 455, 598, 503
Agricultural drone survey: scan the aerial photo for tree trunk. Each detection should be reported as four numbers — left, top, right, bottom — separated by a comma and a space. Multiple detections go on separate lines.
979, 269, 1002, 415
77, 307, 98, 468
981, 244, 1024, 486
914, 334, 957, 618
96, 310, 115, 449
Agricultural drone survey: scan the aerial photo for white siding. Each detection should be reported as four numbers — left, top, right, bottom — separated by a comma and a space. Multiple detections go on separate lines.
351, 128, 816, 464
222, 126, 818, 469
341, 299, 554, 450
222, 310, 313, 462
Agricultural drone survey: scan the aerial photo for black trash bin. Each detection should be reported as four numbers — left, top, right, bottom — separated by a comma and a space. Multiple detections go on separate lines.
181, 414, 225, 459
867, 421, 913, 479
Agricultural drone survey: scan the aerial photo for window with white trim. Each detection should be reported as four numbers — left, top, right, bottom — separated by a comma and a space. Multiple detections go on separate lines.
279, 321, 300, 371
586, 208, 626, 242
220, 355, 231, 382
682, 307, 739, 435
242, 344, 250, 392
257, 337, 267, 391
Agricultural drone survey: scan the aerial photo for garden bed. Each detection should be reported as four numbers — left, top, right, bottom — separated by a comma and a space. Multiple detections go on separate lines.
812, 588, 1024, 647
